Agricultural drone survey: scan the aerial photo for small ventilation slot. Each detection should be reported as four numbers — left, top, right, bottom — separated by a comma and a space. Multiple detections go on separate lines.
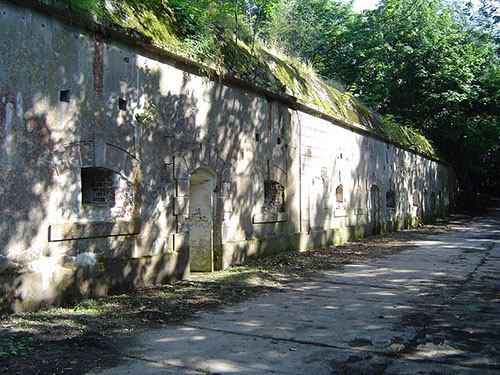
59, 90, 70, 103
119, 98, 127, 111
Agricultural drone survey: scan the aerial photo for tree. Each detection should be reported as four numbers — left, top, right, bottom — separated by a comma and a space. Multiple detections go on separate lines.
265, 0, 500, 202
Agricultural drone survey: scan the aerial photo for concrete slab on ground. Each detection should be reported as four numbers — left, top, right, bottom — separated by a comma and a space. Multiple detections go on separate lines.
89, 212, 500, 375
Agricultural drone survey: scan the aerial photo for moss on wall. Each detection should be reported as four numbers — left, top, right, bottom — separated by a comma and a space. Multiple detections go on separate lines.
36, 0, 437, 157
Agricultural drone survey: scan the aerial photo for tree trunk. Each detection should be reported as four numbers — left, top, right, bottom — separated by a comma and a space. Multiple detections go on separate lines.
234, 0, 239, 64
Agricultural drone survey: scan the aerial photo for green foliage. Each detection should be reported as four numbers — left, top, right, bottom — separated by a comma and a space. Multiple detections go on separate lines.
0, 337, 34, 357
264, 0, 499, 196
58, 1, 445, 159
136, 102, 158, 126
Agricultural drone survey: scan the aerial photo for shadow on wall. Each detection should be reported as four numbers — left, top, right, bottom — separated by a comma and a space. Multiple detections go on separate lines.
0, 1, 299, 312
0, 2, 452, 313
305, 130, 449, 245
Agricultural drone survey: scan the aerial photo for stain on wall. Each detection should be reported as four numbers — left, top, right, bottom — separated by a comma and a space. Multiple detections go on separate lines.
0, 0, 457, 312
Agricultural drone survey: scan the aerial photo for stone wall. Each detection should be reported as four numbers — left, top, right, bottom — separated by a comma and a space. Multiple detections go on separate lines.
0, 0, 456, 312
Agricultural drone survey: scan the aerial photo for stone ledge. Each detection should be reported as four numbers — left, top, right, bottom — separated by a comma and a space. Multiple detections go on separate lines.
252, 212, 288, 224
334, 209, 348, 217
49, 221, 141, 242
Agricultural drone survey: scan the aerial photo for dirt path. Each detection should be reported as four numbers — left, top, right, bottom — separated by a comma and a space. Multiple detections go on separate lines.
0, 214, 489, 375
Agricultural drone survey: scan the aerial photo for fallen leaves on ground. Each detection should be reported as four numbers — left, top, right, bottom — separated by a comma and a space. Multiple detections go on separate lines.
0, 219, 455, 375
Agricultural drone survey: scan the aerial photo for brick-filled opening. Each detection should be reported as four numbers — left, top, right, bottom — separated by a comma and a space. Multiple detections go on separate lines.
263, 180, 285, 213
81, 167, 117, 205
386, 189, 396, 208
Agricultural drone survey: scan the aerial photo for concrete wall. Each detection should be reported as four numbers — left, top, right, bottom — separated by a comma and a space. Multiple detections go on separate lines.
0, 1, 456, 312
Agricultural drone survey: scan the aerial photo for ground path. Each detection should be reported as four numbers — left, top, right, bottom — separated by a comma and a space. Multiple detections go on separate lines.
90, 212, 500, 375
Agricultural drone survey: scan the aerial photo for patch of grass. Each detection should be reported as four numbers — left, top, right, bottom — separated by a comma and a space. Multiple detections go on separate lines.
0, 337, 34, 357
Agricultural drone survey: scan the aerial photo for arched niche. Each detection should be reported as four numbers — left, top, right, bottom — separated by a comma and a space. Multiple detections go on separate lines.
188, 168, 218, 272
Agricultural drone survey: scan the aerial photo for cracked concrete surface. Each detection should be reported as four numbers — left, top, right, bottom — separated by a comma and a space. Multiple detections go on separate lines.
88, 212, 500, 374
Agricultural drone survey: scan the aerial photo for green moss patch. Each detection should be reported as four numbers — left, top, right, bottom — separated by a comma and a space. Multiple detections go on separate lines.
46, 0, 438, 157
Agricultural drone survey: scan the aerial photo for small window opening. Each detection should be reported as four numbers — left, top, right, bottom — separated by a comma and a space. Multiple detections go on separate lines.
336, 184, 343, 203
413, 191, 419, 206
60, 90, 70, 103
430, 192, 436, 211
119, 98, 127, 111
386, 190, 396, 208
255, 133, 260, 142
263, 180, 284, 213
277, 136, 281, 145
81, 167, 117, 205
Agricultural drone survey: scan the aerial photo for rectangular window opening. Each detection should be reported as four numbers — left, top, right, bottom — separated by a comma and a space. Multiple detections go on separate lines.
81, 167, 116, 206
263, 180, 285, 213
119, 98, 127, 111
60, 90, 70, 103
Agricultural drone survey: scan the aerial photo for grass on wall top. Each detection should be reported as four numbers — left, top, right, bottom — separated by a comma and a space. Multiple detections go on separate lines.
45, 0, 436, 157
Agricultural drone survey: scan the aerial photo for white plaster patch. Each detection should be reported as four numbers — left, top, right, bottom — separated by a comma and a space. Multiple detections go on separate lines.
28, 256, 58, 291
4, 102, 13, 160
16, 91, 23, 119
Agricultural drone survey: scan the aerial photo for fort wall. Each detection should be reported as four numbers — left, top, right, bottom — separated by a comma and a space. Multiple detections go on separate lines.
0, 1, 455, 312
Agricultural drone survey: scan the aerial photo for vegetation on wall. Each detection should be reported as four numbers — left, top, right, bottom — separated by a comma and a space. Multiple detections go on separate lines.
43, 0, 435, 157
262, 0, 500, 200
50, 0, 498, 198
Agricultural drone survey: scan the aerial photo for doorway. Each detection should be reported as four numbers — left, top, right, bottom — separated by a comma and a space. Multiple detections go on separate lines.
370, 185, 381, 235
188, 168, 217, 272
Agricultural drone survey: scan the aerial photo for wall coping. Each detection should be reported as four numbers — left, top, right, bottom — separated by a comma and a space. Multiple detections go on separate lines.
10, 0, 447, 166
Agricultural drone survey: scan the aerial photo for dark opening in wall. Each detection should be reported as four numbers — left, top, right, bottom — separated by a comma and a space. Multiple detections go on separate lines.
413, 191, 419, 206
431, 192, 436, 211
255, 133, 260, 142
277, 136, 281, 145
119, 98, 127, 111
81, 167, 116, 205
336, 184, 343, 203
263, 180, 284, 213
60, 90, 70, 103
386, 190, 396, 208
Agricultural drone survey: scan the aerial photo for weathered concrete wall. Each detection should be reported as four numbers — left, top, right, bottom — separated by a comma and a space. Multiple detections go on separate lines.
297, 111, 453, 249
0, 1, 456, 312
